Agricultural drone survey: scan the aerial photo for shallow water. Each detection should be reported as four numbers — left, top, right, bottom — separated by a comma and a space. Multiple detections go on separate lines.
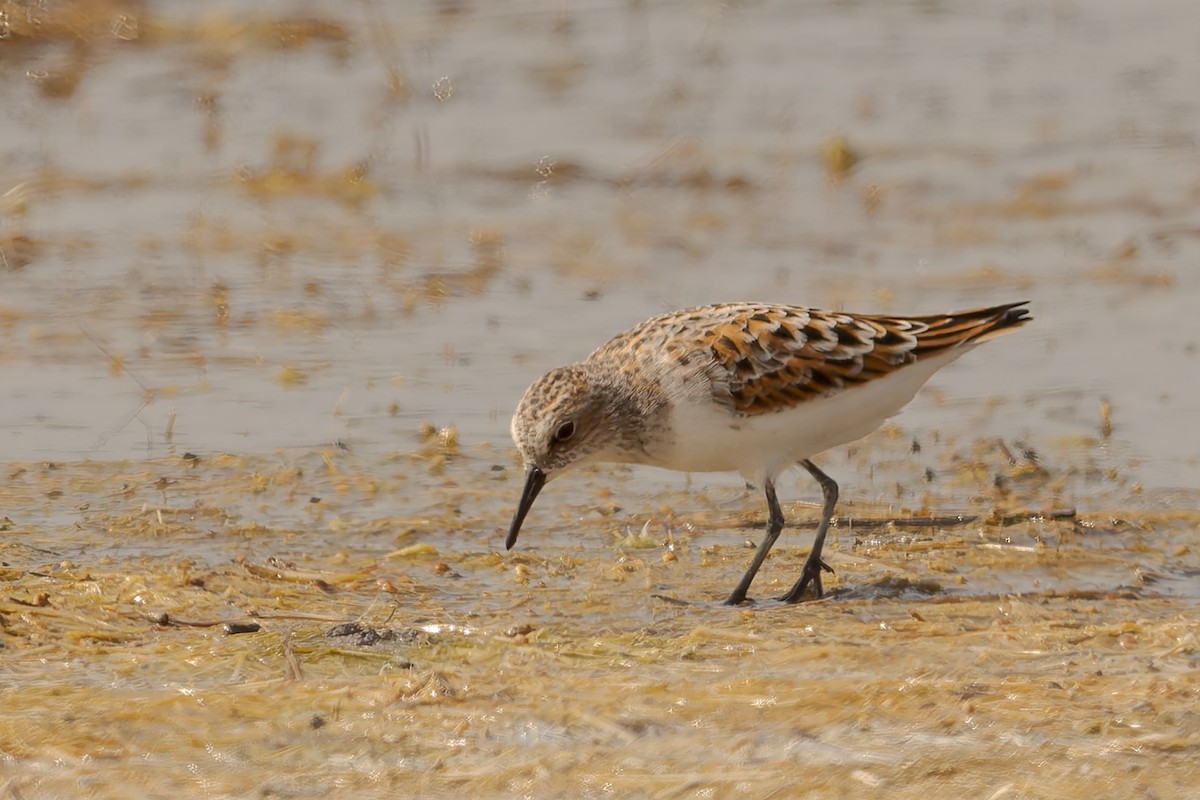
1, 1, 1198, 798
3, 0, 1198, 486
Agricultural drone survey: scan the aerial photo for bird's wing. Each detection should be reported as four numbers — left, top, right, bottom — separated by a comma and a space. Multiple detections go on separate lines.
635, 301, 1030, 417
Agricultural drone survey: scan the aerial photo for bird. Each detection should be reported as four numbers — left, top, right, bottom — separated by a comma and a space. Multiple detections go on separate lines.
505, 300, 1031, 604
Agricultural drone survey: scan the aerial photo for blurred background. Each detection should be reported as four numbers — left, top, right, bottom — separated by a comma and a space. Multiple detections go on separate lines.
2, 0, 1197, 490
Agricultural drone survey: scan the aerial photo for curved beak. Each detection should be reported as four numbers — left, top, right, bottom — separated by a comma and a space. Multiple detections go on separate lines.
506, 466, 546, 550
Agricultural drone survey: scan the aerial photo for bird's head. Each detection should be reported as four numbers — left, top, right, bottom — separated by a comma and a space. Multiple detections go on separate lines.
506, 364, 616, 549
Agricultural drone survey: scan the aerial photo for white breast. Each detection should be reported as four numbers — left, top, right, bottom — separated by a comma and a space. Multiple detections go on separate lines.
643, 347, 974, 484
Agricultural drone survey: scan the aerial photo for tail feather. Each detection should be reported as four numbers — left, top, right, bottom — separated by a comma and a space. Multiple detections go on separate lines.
906, 301, 1031, 355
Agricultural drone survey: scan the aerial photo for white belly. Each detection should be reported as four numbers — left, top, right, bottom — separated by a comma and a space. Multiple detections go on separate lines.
644, 348, 971, 483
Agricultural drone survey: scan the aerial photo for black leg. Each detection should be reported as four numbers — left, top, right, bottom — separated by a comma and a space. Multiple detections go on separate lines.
777, 459, 838, 603
722, 479, 786, 605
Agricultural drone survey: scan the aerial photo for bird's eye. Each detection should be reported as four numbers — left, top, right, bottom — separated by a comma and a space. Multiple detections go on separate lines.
554, 421, 576, 442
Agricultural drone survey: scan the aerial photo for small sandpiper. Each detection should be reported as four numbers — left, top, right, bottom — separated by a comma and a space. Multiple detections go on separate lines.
506, 301, 1031, 604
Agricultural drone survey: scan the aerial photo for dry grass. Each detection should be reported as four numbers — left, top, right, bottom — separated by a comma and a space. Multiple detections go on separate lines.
1, 437, 1197, 799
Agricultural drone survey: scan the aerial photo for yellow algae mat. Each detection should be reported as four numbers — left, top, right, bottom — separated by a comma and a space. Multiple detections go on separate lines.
1, 443, 1196, 799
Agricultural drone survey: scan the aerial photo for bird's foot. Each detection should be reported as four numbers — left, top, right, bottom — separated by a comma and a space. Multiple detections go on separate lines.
776, 554, 835, 604
721, 591, 750, 607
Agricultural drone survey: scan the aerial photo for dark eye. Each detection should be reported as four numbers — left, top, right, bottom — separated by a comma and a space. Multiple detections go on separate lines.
554, 421, 576, 442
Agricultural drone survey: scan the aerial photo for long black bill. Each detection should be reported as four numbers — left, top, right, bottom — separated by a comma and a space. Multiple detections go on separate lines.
506, 466, 546, 550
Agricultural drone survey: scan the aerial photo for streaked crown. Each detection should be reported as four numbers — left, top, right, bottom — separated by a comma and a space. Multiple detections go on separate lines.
510, 365, 616, 479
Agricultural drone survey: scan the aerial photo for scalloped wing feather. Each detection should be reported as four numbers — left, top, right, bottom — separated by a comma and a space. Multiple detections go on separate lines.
591, 301, 1030, 417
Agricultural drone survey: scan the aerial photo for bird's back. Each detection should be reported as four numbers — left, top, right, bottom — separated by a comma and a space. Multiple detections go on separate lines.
587, 301, 1030, 480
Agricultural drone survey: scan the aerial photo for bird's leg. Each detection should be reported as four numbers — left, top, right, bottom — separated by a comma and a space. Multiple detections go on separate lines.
722, 479, 786, 605
777, 459, 838, 603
